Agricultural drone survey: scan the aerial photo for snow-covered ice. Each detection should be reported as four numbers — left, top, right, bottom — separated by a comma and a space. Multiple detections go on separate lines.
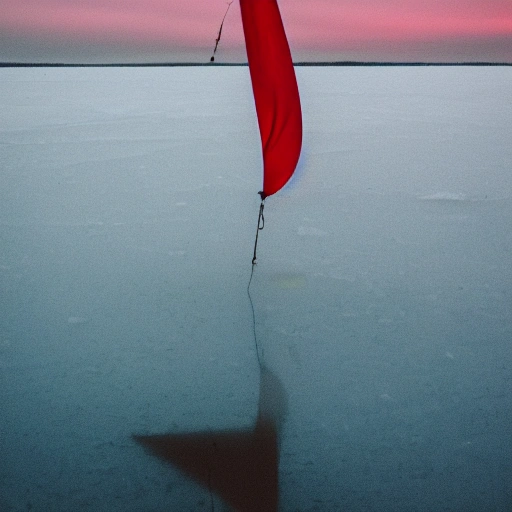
1, 66, 511, 511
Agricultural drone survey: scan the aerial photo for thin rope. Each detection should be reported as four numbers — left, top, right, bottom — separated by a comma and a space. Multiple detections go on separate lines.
207, 440, 216, 512
247, 262, 263, 370
248, 198, 265, 370
208, 466, 215, 512
252, 199, 265, 265
210, 1, 233, 62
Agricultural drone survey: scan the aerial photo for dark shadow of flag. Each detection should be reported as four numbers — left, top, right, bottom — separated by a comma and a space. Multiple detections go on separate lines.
133, 366, 287, 512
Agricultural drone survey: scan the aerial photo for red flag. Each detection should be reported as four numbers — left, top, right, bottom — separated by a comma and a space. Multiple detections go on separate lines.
240, 0, 302, 199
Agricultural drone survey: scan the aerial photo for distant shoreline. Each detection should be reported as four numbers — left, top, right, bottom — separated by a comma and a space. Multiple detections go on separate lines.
1, 61, 511, 68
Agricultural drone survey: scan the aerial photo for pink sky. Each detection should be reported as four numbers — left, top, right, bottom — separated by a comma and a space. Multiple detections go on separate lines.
1, 0, 511, 62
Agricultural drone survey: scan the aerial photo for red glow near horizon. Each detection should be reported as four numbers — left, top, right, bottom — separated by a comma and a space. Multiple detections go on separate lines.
1, 0, 511, 60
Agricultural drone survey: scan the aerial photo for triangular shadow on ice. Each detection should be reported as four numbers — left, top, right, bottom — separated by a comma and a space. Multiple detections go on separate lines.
133, 366, 287, 512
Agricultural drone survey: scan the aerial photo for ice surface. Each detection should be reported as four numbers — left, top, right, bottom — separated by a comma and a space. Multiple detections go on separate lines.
1, 66, 511, 511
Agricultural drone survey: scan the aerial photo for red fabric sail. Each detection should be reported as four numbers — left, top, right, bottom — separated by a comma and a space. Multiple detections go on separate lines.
240, 0, 302, 199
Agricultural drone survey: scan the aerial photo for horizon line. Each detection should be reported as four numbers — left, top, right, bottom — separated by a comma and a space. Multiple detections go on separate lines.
1, 61, 511, 68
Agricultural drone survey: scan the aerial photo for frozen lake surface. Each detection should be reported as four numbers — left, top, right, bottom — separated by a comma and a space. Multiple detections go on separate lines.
1, 66, 511, 511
